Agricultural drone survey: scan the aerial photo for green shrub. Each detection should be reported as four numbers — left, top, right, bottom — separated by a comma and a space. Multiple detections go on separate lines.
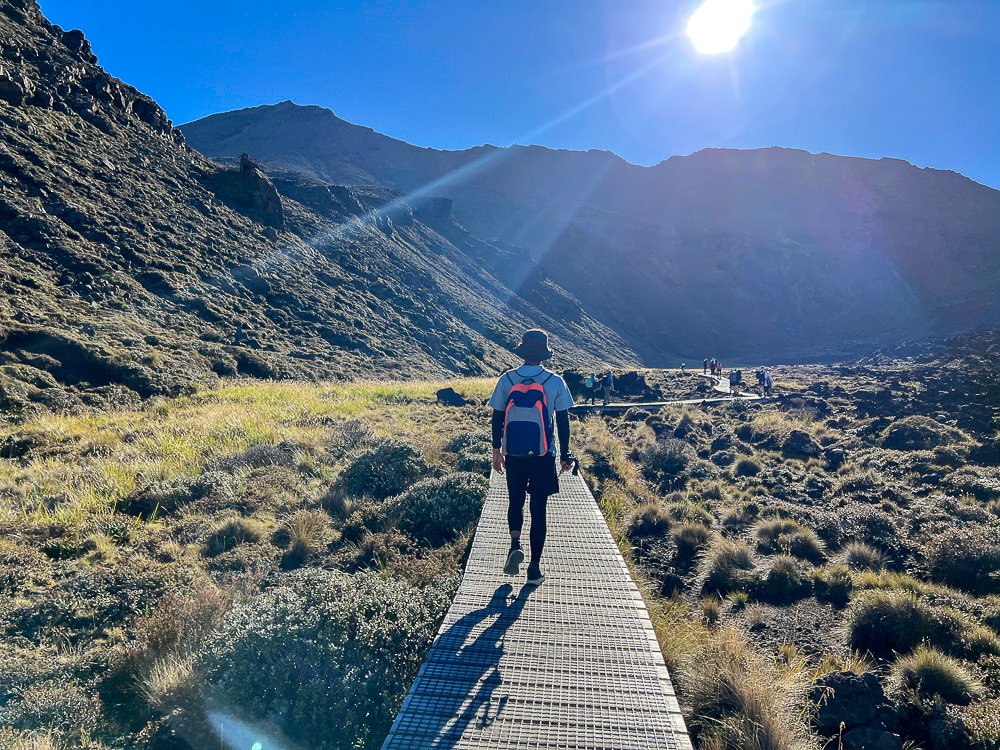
841, 542, 884, 572
663, 500, 714, 526
396, 473, 488, 546
443, 431, 491, 454
755, 555, 812, 603
700, 538, 757, 595
124, 471, 236, 518
340, 502, 396, 544
890, 645, 983, 705
734, 457, 761, 477
963, 697, 1000, 749
925, 525, 1000, 595
328, 419, 375, 458
626, 501, 673, 539
752, 517, 826, 562
456, 445, 492, 476
341, 439, 432, 500
846, 590, 1000, 660
199, 570, 455, 750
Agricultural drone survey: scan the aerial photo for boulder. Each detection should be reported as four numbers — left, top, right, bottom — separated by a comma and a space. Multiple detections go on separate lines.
811, 672, 884, 734
239, 153, 284, 228
782, 429, 821, 459
842, 725, 901, 750
436, 387, 466, 407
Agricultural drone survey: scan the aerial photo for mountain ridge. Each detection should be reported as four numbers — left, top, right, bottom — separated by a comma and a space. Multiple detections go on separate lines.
182, 101, 1000, 363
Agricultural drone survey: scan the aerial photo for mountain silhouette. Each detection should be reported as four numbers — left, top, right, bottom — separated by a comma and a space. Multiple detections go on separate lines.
183, 101, 1000, 362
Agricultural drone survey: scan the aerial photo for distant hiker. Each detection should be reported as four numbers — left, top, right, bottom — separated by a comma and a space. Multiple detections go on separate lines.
729, 369, 742, 395
602, 370, 614, 406
763, 369, 774, 397
755, 369, 766, 395
490, 329, 574, 586
709, 358, 716, 377
717, 362, 724, 377
680, 363, 686, 373
584, 371, 597, 405
703, 358, 709, 375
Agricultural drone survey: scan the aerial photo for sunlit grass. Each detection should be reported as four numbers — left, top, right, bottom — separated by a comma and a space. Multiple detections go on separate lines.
0, 377, 493, 529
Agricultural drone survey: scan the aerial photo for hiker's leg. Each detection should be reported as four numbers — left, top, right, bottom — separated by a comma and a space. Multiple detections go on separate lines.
505, 458, 527, 542
528, 491, 549, 564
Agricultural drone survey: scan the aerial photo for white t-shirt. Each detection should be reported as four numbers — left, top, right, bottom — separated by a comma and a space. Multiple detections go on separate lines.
489, 366, 575, 456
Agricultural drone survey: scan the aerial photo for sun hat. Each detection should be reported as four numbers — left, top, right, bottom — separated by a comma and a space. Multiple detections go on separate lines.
513, 329, 553, 361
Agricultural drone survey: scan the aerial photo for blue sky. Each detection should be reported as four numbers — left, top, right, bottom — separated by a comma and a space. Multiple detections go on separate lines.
39, 0, 1000, 188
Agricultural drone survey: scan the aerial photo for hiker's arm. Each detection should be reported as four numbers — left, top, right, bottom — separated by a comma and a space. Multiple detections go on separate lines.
491, 410, 505, 473
556, 410, 571, 466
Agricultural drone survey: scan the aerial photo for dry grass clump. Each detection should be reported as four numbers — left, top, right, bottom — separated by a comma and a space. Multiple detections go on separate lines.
840, 541, 885, 571
626, 500, 673, 539
734, 457, 761, 477
846, 590, 1000, 659
811, 564, 853, 607
678, 627, 819, 750
202, 517, 266, 557
141, 652, 200, 709
700, 537, 757, 595
673, 521, 713, 562
274, 510, 333, 569
889, 645, 983, 705
757, 555, 813, 603
752, 517, 826, 562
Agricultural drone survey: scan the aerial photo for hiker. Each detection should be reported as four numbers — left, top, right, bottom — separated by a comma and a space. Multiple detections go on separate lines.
584, 371, 597, 405
755, 369, 766, 396
490, 329, 574, 586
717, 361, 724, 377
729, 369, 742, 395
703, 358, 709, 375
709, 358, 716, 377
602, 370, 614, 406
680, 363, 686, 373
763, 368, 774, 397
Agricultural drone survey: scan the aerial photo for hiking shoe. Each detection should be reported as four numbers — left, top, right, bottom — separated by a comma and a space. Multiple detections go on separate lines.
526, 564, 545, 586
503, 546, 524, 576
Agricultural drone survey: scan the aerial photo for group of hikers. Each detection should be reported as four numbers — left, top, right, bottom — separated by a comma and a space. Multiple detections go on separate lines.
490, 329, 779, 586
703, 357, 774, 397
582, 370, 615, 406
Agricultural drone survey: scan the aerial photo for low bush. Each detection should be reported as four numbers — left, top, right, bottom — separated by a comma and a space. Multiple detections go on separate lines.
880, 416, 968, 451
637, 439, 696, 487
202, 518, 264, 557
396, 473, 488, 546
752, 517, 826, 563
274, 510, 332, 569
755, 555, 812, 604
846, 590, 1000, 660
734, 457, 761, 477
341, 439, 432, 500
199, 570, 455, 750
700, 538, 757, 595
124, 472, 236, 519
443, 431, 491, 454
841, 541, 884, 572
328, 418, 375, 458
925, 525, 1000, 595
455, 445, 492, 476
889, 645, 983, 705
210, 442, 297, 473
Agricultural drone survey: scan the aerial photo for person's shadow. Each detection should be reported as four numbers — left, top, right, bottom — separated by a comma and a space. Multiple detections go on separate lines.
420, 583, 535, 747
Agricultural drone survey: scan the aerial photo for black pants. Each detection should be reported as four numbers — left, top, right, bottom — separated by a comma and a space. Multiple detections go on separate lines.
505, 454, 558, 563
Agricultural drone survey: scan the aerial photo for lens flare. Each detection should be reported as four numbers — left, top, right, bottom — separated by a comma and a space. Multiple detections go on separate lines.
686, 0, 754, 54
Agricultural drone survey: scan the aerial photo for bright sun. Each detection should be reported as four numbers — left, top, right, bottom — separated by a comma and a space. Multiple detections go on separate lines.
686, 0, 754, 55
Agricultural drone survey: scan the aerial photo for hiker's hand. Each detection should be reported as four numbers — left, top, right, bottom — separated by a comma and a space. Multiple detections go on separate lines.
492, 449, 505, 474
560, 459, 572, 474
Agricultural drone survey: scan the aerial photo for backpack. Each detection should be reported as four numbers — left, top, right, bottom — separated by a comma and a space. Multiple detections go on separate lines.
502, 370, 554, 457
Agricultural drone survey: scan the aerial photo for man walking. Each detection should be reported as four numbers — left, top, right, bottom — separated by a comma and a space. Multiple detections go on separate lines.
490, 330, 574, 585
602, 369, 614, 406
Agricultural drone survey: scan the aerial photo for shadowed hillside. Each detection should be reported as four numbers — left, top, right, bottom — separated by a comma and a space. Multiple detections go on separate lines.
0, 1, 636, 418
183, 101, 1000, 363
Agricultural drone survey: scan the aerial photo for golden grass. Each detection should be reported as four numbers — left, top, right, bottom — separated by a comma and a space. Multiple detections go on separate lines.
0, 377, 493, 529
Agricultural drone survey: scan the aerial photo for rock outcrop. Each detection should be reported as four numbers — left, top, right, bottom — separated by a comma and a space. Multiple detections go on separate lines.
239, 153, 284, 228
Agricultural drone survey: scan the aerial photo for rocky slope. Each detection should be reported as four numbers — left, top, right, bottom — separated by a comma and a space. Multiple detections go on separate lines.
0, 0, 636, 419
183, 102, 1000, 363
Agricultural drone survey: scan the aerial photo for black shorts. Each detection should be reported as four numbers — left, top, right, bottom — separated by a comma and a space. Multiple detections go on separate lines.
505, 454, 559, 498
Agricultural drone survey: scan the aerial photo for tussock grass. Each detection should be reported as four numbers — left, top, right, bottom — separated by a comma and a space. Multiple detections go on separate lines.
700, 537, 757, 595
889, 645, 983, 705
678, 627, 820, 750
840, 541, 884, 571
752, 517, 826, 562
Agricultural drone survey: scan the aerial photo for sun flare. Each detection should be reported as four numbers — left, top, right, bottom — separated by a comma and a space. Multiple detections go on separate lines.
686, 0, 754, 55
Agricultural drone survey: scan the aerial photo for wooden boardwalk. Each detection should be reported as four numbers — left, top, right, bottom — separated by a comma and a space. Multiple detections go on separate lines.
381, 471, 692, 750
